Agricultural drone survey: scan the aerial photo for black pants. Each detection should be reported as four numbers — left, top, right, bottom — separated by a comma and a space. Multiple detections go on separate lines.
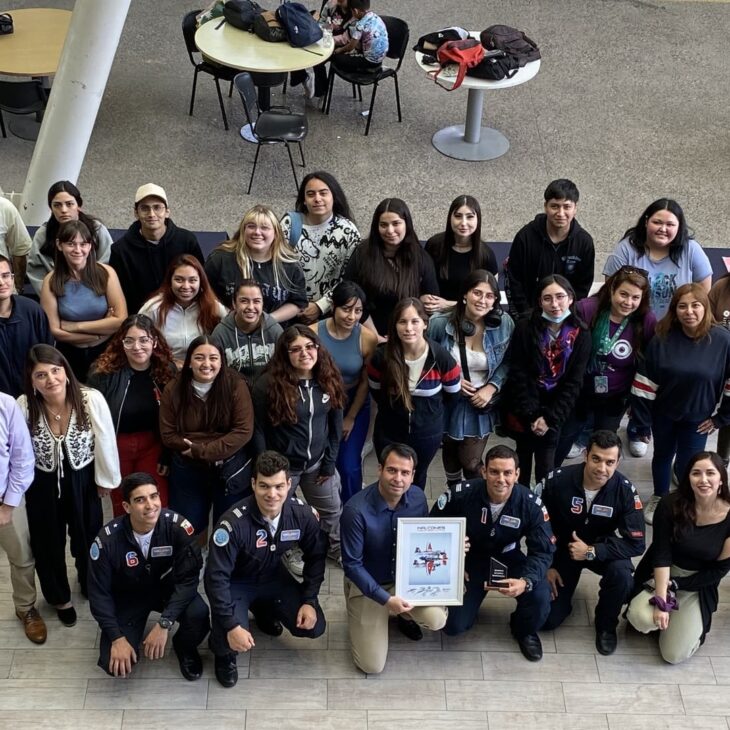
510, 427, 559, 487
541, 552, 634, 632
209, 566, 326, 657
331, 54, 381, 74
98, 593, 210, 675
25, 463, 102, 605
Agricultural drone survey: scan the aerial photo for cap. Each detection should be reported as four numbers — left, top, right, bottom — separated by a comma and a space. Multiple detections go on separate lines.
134, 183, 168, 206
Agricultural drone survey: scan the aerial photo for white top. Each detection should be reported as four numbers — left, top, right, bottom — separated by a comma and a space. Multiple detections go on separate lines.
405, 348, 429, 391
450, 342, 488, 388
0, 197, 32, 260
584, 488, 601, 509
263, 513, 281, 537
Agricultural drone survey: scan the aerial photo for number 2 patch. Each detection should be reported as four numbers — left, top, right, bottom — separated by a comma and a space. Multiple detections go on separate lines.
255, 529, 268, 548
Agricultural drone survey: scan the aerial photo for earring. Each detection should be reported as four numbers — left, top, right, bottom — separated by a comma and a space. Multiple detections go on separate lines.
66, 378, 70, 385
462, 300, 467, 304
33, 387, 37, 396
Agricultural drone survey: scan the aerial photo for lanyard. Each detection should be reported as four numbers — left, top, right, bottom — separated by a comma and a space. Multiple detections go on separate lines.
595, 316, 629, 372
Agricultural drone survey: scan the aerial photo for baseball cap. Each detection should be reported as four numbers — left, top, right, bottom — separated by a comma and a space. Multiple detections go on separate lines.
134, 183, 168, 206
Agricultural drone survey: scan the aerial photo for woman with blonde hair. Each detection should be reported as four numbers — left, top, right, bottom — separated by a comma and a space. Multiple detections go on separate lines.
205, 205, 307, 325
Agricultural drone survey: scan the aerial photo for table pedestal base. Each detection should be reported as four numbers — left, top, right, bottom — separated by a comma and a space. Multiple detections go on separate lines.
432, 125, 509, 161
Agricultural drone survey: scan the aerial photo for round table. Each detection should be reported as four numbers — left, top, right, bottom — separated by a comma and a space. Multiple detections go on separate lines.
415, 41, 540, 161
0, 8, 72, 76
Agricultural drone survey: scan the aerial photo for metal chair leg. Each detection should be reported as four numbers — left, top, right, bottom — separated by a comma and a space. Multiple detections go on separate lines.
189, 70, 199, 116
228, 80, 233, 98
365, 82, 378, 136
248, 143, 261, 194
298, 141, 305, 167
214, 78, 229, 131
285, 142, 299, 193
324, 70, 335, 115
394, 73, 402, 122
0, 110, 6, 138
357, 85, 363, 102
351, 83, 357, 99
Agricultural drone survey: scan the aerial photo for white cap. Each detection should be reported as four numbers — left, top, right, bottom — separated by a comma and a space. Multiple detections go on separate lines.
134, 183, 168, 206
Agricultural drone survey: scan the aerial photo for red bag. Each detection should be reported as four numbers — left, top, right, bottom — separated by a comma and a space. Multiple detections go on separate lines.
429, 39, 485, 90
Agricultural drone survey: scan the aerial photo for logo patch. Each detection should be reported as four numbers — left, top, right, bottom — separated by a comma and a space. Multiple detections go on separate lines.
213, 528, 230, 547
90, 539, 101, 561
280, 529, 301, 542
150, 545, 173, 558
629, 530, 644, 538
180, 519, 194, 536
570, 496, 584, 515
437, 493, 448, 510
125, 551, 139, 567
634, 495, 643, 510
502, 541, 517, 553
541, 505, 550, 522
255, 528, 268, 548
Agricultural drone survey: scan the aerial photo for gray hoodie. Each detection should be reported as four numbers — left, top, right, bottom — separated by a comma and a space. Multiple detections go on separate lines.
211, 311, 283, 386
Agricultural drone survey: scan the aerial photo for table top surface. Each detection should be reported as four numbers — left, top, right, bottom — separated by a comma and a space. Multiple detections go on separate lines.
0, 8, 72, 76
195, 19, 333, 74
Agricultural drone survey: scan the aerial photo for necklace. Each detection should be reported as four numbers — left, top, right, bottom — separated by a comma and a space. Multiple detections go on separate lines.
44, 403, 66, 422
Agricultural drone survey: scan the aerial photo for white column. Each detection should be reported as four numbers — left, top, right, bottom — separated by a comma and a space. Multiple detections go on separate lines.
20, 0, 132, 226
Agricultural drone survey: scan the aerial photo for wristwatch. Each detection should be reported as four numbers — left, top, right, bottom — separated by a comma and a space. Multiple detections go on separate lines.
157, 616, 174, 630
585, 547, 596, 561
520, 577, 533, 593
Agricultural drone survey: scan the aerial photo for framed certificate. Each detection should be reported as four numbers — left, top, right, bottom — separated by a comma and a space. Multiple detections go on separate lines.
394, 517, 466, 606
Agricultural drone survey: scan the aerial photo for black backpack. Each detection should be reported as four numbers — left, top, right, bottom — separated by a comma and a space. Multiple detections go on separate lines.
223, 0, 262, 31
480, 24, 540, 67
413, 27, 468, 55
467, 51, 519, 81
276, 1, 322, 47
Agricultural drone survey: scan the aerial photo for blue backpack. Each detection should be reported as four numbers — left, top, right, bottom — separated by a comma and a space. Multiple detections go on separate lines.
276, 2, 322, 48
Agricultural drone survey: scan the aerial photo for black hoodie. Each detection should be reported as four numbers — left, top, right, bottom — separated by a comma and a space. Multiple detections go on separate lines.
506, 214, 595, 318
109, 219, 204, 314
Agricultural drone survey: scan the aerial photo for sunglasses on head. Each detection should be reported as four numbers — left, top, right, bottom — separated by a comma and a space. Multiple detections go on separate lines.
618, 265, 649, 278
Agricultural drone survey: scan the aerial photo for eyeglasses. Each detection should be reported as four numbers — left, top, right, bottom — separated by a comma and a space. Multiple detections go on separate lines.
138, 203, 166, 214
618, 265, 649, 278
469, 290, 496, 301
287, 343, 318, 355
0, 272, 15, 281
541, 293, 569, 304
122, 336, 154, 349
61, 240, 92, 249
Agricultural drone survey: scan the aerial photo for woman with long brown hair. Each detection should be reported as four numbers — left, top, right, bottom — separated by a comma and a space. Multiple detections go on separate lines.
88, 314, 177, 516
140, 254, 226, 367
252, 324, 346, 561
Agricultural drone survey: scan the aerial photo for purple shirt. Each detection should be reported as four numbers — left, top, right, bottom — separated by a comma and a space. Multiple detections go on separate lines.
0, 393, 34, 506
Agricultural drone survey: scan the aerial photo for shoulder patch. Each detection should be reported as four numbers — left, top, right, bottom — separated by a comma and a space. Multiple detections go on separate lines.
296, 498, 305, 506
89, 537, 102, 561
437, 492, 448, 510
180, 519, 195, 536
541, 505, 550, 522
220, 519, 233, 532
213, 528, 230, 547
233, 507, 243, 518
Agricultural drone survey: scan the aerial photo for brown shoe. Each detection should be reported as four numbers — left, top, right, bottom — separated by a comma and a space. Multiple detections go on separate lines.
16, 607, 47, 644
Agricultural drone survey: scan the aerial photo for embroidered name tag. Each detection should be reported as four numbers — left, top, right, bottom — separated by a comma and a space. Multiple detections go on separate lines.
591, 504, 614, 518
499, 515, 521, 529
280, 529, 301, 542
151, 546, 173, 558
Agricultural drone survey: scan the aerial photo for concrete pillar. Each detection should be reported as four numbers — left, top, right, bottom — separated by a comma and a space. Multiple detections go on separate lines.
20, 0, 132, 225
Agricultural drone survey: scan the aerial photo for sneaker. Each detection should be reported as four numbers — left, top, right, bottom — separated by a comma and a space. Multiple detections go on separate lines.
567, 443, 586, 460
644, 495, 661, 525
629, 440, 648, 457
282, 547, 305, 577
303, 69, 315, 99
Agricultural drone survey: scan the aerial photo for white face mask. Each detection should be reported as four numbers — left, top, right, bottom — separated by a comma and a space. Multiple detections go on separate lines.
541, 310, 572, 324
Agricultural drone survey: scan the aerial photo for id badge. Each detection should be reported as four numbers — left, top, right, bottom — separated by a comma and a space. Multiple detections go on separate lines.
594, 375, 609, 394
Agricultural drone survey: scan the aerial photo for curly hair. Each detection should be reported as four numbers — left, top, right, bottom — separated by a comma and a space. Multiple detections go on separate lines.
91, 314, 175, 386
265, 324, 345, 426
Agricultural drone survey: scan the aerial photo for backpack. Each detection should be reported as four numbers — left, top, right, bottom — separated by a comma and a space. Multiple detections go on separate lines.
480, 25, 540, 67
253, 9, 287, 42
466, 51, 519, 81
412, 27, 468, 55
276, 1, 322, 48
223, 0, 262, 31
430, 39, 485, 91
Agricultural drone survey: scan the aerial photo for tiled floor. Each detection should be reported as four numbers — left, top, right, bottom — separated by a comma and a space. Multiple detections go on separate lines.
1, 429, 729, 729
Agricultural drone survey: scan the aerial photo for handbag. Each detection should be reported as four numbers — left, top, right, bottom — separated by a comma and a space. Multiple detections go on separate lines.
429, 39, 485, 91
253, 10, 287, 42
216, 447, 253, 497
0, 13, 13, 35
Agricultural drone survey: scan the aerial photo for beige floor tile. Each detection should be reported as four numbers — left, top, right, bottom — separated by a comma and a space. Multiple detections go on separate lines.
482, 652, 599, 682
553, 625, 660, 656
121, 710, 245, 728
445, 680, 565, 712
244, 710, 367, 730
680, 685, 730, 716
606, 715, 728, 730
1, 710, 123, 729
0, 648, 12, 677
563, 683, 683, 714
442, 624, 557, 654
711, 657, 730, 684
488, 712, 608, 730
367, 710, 487, 729
0, 679, 88, 709
327, 678, 446, 710
0, 619, 99, 650
596, 654, 716, 685
696, 629, 730, 657
10, 648, 103, 679
207, 678, 327, 709
249, 649, 361, 679
84, 678, 209, 710
370, 649, 483, 679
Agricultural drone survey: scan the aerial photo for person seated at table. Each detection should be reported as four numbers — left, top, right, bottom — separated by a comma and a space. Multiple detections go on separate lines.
205, 205, 307, 326
423, 195, 499, 313
27, 180, 113, 297
332, 0, 388, 74
139, 254, 227, 368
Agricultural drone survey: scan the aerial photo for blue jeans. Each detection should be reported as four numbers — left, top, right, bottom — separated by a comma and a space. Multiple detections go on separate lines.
337, 393, 370, 504
651, 418, 707, 496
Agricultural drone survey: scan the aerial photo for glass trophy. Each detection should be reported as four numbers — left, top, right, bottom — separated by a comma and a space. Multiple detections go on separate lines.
486, 557, 508, 589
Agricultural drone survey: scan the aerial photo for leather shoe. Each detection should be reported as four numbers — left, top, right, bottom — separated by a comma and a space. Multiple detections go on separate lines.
396, 615, 423, 641
16, 607, 47, 644
175, 647, 203, 681
595, 629, 618, 656
254, 612, 283, 637
517, 633, 543, 662
214, 654, 238, 688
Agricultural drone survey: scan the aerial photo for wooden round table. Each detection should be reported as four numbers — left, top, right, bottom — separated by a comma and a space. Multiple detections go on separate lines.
0, 8, 72, 76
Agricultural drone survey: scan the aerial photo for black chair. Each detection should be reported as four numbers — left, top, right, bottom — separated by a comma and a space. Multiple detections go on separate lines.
0, 79, 47, 138
234, 72, 308, 195
323, 16, 409, 136
182, 9, 238, 130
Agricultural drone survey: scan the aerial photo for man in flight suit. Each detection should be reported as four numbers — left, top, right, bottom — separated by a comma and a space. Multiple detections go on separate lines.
432, 444, 555, 661
205, 450, 327, 688
537, 430, 646, 655
87, 472, 210, 679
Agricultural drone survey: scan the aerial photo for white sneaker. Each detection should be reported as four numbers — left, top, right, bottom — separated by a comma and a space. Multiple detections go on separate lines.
282, 547, 305, 577
629, 440, 649, 457
303, 69, 315, 99
643, 495, 661, 525
567, 443, 586, 459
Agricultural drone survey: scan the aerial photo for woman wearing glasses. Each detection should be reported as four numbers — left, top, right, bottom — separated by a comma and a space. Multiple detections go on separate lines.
555, 266, 657, 465
205, 205, 307, 326
502, 275, 591, 485
40, 220, 127, 382
252, 325, 346, 560
87, 314, 177, 516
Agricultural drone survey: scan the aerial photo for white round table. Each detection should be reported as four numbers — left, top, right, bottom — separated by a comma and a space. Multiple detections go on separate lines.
415, 39, 540, 161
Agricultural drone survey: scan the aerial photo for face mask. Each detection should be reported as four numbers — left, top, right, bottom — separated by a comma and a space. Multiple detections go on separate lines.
541, 310, 571, 325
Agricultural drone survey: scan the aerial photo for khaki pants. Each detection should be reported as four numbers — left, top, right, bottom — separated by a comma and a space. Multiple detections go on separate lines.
626, 566, 703, 664
0, 498, 37, 613
344, 577, 447, 674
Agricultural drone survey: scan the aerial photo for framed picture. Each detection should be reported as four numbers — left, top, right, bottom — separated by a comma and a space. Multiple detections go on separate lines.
394, 517, 466, 606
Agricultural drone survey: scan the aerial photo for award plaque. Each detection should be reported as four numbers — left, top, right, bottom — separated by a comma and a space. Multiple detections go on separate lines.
486, 557, 509, 589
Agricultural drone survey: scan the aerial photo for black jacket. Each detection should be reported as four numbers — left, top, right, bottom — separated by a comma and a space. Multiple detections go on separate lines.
536, 464, 645, 562
506, 215, 595, 317
431, 480, 555, 585
110, 219, 203, 314
87, 510, 203, 642
204, 495, 327, 631
252, 371, 343, 475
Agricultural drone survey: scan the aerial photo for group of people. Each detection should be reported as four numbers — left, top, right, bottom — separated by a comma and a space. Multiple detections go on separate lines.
0, 169, 729, 683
